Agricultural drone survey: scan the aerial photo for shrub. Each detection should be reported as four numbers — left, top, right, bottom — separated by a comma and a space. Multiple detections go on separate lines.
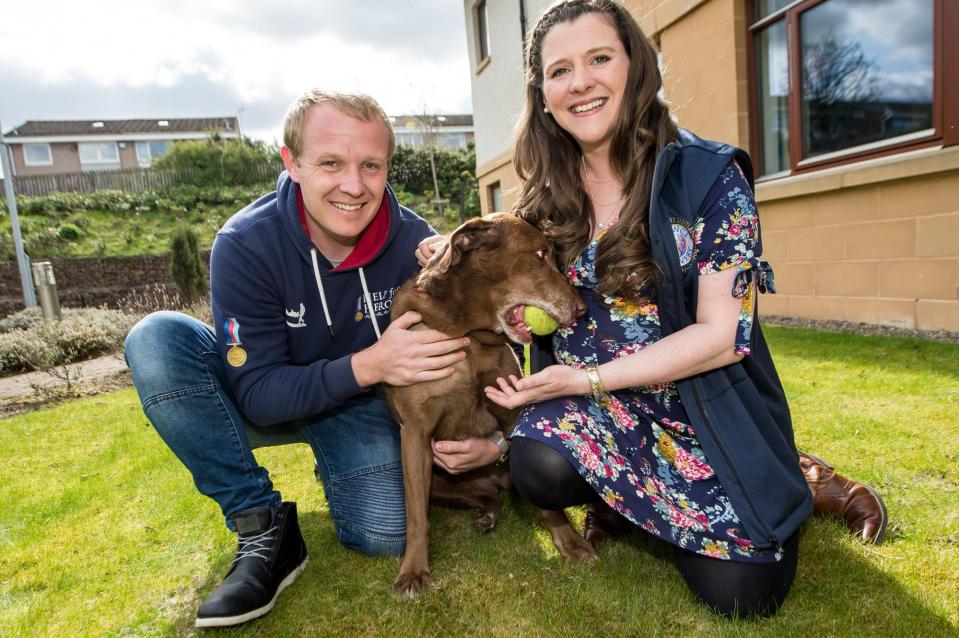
170, 225, 207, 304
0, 307, 137, 376
0, 307, 43, 333
0, 228, 15, 260
24, 224, 63, 257
67, 214, 93, 229
4, 184, 270, 221
58, 223, 83, 241
388, 142, 480, 218
153, 134, 281, 187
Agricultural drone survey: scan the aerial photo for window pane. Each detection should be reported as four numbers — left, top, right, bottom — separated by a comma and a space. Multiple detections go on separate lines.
136, 142, 150, 162
477, 0, 489, 60
801, 0, 933, 159
99, 143, 118, 160
24, 144, 51, 164
79, 144, 98, 161
756, 21, 790, 175
490, 183, 503, 213
756, 0, 794, 20
149, 141, 168, 157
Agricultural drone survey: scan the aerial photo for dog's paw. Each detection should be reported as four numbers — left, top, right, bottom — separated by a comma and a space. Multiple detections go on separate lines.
474, 509, 499, 533
392, 568, 432, 599
556, 531, 599, 562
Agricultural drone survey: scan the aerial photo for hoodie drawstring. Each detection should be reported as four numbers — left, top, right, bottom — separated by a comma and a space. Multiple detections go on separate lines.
310, 249, 335, 337
358, 267, 382, 339
309, 248, 382, 340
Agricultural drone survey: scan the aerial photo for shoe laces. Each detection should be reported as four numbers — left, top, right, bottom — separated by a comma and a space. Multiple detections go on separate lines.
232, 526, 277, 565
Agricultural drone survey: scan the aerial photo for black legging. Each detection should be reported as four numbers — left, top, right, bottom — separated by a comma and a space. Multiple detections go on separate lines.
510, 437, 799, 618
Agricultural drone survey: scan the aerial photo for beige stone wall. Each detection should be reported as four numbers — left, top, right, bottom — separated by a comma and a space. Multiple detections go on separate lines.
647, 0, 749, 147
477, 151, 524, 214
757, 149, 959, 332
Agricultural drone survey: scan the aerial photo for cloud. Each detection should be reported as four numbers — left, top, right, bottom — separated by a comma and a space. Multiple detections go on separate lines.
210, 0, 466, 57
0, 0, 473, 145
807, 0, 933, 64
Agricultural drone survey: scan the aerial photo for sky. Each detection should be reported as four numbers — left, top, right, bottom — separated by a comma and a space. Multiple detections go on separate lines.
0, 0, 473, 157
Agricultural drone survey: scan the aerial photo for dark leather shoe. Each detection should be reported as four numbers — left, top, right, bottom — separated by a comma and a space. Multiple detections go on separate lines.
799, 452, 888, 544
584, 501, 629, 547
196, 502, 309, 628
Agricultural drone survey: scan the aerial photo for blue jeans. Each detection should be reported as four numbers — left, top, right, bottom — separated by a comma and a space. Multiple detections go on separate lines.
124, 311, 406, 556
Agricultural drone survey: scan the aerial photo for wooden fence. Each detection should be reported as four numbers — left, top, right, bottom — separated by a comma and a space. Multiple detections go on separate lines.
4, 161, 285, 196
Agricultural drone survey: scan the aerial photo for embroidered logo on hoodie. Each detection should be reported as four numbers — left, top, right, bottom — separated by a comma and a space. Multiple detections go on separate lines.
353, 287, 397, 321
285, 303, 307, 328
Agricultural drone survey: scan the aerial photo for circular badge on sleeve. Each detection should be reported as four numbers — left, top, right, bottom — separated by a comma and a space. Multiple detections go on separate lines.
672, 223, 694, 266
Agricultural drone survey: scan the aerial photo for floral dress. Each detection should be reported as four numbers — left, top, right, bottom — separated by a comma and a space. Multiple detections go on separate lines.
510, 163, 781, 563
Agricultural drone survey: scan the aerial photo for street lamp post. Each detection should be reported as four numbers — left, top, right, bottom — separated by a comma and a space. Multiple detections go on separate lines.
0, 117, 37, 308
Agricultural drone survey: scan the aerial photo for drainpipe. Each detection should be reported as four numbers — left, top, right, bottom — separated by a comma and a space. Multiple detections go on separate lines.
519, 0, 528, 54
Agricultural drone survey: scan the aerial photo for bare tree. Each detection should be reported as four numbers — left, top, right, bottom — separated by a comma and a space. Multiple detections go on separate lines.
803, 31, 879, 106
415, 109, 450, 212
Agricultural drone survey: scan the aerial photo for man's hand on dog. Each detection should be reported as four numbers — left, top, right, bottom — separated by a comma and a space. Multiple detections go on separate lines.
431, 438, 502, 474
352, 311, 468, 387
415, 235, 448, 266
484, 365, 590, 409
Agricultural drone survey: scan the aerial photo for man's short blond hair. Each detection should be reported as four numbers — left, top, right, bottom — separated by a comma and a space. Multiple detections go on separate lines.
282, 89, 395, 163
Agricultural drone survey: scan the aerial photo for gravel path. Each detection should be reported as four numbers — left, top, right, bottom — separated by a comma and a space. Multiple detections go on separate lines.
0, 353, 131, 417
762, 315, 959, 344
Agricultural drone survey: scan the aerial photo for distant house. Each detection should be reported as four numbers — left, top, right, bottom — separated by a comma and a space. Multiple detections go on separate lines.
1, 117, 240, 176
389, 114, 474, 151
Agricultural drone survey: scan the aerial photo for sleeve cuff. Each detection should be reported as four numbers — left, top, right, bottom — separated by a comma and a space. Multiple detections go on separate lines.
321, 354, 365, 404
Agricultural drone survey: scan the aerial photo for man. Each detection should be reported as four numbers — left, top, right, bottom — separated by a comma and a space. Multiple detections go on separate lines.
125, 89, 469, 628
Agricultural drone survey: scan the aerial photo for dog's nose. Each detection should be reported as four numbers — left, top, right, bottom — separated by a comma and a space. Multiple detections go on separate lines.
573, 296, 586, 317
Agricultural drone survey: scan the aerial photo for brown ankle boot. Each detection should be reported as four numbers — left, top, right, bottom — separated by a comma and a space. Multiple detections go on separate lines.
799, 452, 888, 544
584, 501, 629, 548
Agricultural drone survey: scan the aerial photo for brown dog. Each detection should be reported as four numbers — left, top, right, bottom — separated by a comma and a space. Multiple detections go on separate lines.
385, 213, 598, 598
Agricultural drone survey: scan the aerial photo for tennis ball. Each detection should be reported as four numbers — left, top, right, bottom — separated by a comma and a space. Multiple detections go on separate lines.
523, 306, 559, 335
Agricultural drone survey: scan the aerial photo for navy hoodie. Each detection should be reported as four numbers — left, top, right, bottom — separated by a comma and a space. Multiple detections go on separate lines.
210, 172, 434, 425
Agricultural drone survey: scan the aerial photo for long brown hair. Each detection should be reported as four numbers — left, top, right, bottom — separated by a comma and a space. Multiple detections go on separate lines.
512, 0, 677, 299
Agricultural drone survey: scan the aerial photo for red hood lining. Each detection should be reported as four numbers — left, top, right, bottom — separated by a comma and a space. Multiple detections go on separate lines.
296, 188, 391, 271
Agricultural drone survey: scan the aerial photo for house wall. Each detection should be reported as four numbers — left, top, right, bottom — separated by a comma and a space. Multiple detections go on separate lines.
467, 0, 958, 332
10, 142, 81, 176
755, 150, 959, 331
464, 0, 554, 169
650, 0, 748, 147
477, 151, 523, 214
119, 142, 139, 170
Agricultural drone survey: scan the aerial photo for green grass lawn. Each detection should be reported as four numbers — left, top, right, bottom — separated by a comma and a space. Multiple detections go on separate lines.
1, 326, 957, 637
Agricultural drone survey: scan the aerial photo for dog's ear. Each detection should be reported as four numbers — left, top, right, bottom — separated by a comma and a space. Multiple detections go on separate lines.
432, 217, 502, 274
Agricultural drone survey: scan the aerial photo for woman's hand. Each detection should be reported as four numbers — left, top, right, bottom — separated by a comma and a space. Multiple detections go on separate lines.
483, 364, 589, 409
432, 437, 501, 474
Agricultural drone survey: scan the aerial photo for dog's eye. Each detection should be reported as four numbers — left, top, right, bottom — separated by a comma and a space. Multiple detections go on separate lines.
536, 249, 546, 259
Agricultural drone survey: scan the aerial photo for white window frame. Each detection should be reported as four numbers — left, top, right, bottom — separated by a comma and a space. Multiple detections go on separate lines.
79, 142, 120, 164
23, 143, 53, 166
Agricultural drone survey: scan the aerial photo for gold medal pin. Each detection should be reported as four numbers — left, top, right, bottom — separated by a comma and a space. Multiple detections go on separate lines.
227, 345, 247, 367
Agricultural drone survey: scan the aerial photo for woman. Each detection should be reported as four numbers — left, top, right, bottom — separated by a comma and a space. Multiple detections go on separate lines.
479, 0, 808, 618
